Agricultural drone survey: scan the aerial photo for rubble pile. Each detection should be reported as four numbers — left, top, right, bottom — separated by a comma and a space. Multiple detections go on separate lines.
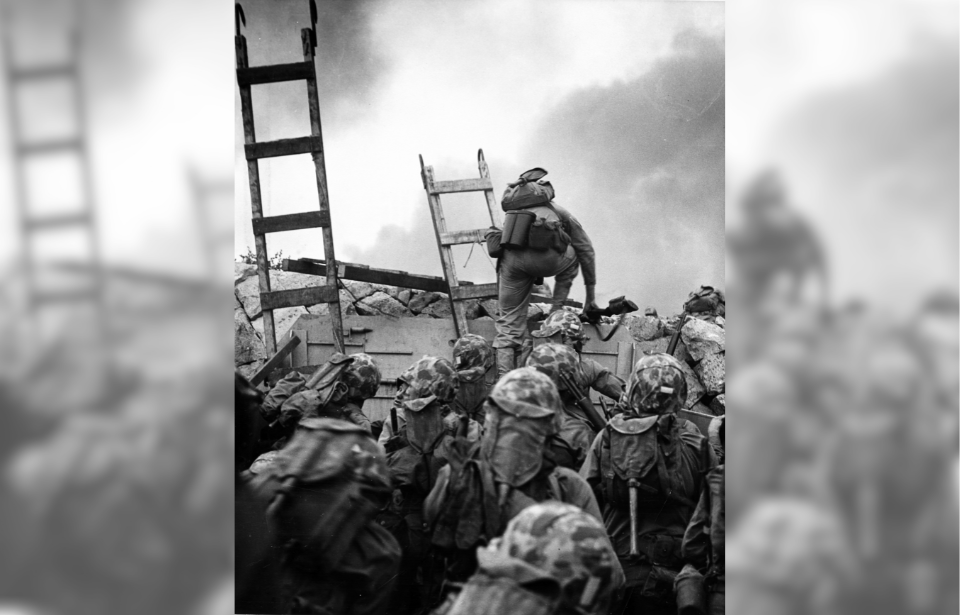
235, 264, 726, 414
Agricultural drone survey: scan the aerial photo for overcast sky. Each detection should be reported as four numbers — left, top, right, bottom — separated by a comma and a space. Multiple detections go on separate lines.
234, 0, 725, 313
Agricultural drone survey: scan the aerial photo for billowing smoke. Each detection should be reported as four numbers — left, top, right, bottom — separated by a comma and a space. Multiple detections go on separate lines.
343, 28, 725, 314
520, 29, 725, 313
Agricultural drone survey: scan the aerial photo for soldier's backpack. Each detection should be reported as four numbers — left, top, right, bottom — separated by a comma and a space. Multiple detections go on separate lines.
683, 285, 725, 317
501, 168, 555, 211
250, 418, 392, 573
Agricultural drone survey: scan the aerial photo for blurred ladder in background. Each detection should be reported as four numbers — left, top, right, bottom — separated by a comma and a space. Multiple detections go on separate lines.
1, 15, 108, 355
235, 1, 345, 356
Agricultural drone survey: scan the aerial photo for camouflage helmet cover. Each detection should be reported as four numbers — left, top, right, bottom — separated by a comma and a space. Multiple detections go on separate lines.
525, 342, 585, 393
531, 309, 588, 343
453, 333, 494, 383
480, 501, 623, 613
482, 367, 561, 487
397, 355, 459, 412
623, 353, 687, 415
342, 353, 381, 401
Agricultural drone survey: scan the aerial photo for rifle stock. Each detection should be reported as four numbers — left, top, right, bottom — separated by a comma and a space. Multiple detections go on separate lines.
666, 311, 689, 356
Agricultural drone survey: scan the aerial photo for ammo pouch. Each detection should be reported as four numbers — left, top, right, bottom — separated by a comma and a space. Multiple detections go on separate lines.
675, 564, 707, 615
639, 564, 679, 604
501, 210, 535, 249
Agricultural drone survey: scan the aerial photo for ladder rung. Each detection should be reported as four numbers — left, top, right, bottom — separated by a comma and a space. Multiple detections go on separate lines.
428, 177, 493, 195
26, 212, 91, 230
252, 211, 330, 235
11, 65, 75, 81
261, 284, 339, 311
18, 138, 82, 156
244, 136, 323, 160
33, 288, 99, 305
450, 283, 499, 301
439, 228, 487, 246
237, 61, 314, 86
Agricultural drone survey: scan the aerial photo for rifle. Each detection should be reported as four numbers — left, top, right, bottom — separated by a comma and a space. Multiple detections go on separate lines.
581, 296, 639, 342
666, 311, 689, 356
557, 369, 607, 432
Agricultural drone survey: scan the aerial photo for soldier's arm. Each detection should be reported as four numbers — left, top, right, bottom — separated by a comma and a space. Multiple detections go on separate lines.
554, 467, 603, 521
554, 205, 596, 288
582, 358, 625, 401
681, 485, 711, 572
343, 403, 373, 434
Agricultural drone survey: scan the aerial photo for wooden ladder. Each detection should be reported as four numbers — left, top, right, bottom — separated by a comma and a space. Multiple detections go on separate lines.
420, 150, 579, 338
234, 2, 345, 355
1, 17, 108, 346
420, 150, 503, 338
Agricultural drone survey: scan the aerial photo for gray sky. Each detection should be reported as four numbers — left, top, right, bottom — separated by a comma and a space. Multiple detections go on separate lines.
235, 0, 725, 313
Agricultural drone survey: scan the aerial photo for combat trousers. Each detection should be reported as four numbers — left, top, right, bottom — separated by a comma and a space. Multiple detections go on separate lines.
494, 245, 579, 366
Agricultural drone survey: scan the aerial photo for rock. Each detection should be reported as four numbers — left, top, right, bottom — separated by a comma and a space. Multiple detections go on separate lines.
527, 303, 548, 320
235, 270, 329, 320
473, 315, 495, 323
695, 352, 725, 394
397, 289, 414, 305
235, 307, 265, 365
709, 394, 725, 414
623, 314, 665, 342
532, 282, 552, 297
463, 299, 482, 320
237, 359, 265, 382
234, 262, 257, 286
421, 298, 453, 318
341, 280, 381, 302
715, 316, 725, 328
636, 337, 692, 365
251, 306, 308, 343
410, 291, 444, 314
678, 361, 706, 409
644, 307, 658, 317
681, 318, 725, 362
306, 289, 358, 317
479, 298, 500, 318
356, 291, 411, 317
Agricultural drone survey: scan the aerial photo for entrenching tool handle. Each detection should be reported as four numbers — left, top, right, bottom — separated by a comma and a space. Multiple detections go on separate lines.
628, 479, 640, 557
666, 311, 688, 356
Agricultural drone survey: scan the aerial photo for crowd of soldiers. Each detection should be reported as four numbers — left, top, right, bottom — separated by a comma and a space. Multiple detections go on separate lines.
235, 307, 726, 615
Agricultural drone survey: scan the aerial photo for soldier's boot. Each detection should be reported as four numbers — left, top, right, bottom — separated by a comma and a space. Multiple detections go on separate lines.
496, 347, 516, 379
518, 336, 533, 368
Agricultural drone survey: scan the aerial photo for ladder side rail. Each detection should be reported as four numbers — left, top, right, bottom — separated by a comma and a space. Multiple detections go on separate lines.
69, 29, 109, 346
236, 33, 278, 355
302, 29, 344, 355
422, 163, 469, 337
477, 149, 502, 228
1, 21, 37, 310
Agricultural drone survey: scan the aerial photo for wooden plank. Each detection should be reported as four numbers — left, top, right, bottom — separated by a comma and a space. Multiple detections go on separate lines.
283, 258, 449, 293
11, 65, 75, 81
33, 288, 98, 304
450, 283, 499, 301
616, 341, 634, 381
260, 284, 339, 311
25, 212, 90, 230
428, 177, 493, 195
302, 29, 345, 354
439, 228, 486, 246
251, 210, 330, 235
236, 61, 313, 86
18, 137, 82, 155
249, 333, 302, 386
423, 164, 470, 336
244, 135, 323, 160
291, 329, 309, 367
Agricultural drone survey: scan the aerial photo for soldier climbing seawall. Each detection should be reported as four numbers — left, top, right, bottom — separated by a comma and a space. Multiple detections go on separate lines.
488, 168, 600, 377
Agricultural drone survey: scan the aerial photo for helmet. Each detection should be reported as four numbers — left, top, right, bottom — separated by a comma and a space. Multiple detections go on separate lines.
623, 353, 687, 415
481, 501, 623, 614
488, 367, 563, 417
482, 368, 561, 488
863, 343, 922, 409
342, 353, 381, 401
453, 334, 494, 383
397, 356, 459, 408
532, 310, 588, 345
525, 342, 584, 394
